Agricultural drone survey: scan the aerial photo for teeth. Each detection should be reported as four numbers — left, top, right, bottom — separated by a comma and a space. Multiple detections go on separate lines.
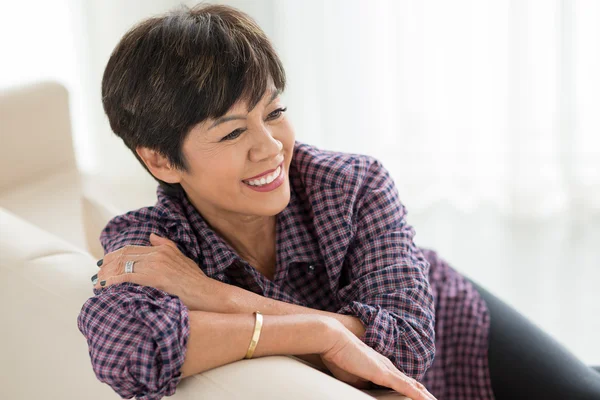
245, 166, 281, 186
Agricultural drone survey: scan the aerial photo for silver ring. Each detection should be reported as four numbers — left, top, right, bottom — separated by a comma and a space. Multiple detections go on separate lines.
124, 260, 135, 274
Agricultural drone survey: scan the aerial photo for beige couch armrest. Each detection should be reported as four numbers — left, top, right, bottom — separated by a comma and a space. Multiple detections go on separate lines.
0, 207, 120, 399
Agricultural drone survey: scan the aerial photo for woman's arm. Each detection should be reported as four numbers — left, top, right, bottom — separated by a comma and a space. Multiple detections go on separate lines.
78, 283, 337, 399
335, 158, 436, 381
180, 311, 335, 378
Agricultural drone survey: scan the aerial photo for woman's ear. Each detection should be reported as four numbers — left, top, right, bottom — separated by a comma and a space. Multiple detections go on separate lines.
135, 147, 182, 184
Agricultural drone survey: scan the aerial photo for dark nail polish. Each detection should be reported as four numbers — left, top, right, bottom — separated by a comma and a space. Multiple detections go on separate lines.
97, 259, 103, 267
100, 280, 106, 287
91, 274, 98, 282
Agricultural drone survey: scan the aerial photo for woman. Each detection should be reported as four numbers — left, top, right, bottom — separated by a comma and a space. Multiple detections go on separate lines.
77, 4, 600, 400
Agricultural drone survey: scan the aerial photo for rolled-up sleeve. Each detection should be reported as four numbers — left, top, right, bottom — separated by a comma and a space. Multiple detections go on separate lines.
78, 209, 191, 399
99, 210, 163, 254
77, 282, 190, 400
336, 159, 436, 381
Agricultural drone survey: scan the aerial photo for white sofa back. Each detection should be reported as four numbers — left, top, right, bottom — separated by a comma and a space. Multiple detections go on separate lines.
0, 81, 76, 192
0, 81, 86, 250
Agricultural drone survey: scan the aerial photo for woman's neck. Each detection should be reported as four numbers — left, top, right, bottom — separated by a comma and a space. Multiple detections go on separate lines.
185, 192, 278, 276
218, 219, 277, 279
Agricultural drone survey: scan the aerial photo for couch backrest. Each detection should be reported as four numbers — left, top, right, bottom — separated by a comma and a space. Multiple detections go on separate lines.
0, 81, 76, 192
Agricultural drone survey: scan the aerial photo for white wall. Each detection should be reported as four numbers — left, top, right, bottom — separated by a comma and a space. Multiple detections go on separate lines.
0, 0, 86, 174
69, 0, 277, 182
71, 0, 182, 183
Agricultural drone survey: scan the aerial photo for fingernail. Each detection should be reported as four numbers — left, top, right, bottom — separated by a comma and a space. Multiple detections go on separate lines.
97, 259, 103, 267
91, 274, 98, 283
100, 280, 106, 287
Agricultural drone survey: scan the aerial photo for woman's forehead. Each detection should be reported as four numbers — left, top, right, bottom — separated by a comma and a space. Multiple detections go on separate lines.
237, 84, 281, 110
214, 86, 281, 119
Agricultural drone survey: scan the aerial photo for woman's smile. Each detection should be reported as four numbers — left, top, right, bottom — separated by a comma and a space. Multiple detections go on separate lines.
242, 162, 285, 192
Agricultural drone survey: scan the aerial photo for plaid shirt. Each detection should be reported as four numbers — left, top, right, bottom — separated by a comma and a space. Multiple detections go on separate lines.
77, 140, 495, 400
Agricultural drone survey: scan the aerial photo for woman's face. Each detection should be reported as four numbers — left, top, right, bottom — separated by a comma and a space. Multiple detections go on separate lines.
177, 85, 295, 220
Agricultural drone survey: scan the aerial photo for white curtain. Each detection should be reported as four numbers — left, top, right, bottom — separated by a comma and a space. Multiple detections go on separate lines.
269, 0, 600, 218
4, 0, 597, 220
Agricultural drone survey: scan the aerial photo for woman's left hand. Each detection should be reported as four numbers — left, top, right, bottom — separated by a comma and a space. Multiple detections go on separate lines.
92, 233, 227, 312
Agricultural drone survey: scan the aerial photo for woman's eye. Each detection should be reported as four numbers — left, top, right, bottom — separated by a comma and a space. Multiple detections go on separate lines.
220, 107, 287, 141
268, 107, 287, 120
222, 128, 245, 141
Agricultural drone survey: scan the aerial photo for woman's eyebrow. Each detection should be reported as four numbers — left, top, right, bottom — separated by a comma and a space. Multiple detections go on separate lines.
208, 89, 281, 130
208, 114, 245, 130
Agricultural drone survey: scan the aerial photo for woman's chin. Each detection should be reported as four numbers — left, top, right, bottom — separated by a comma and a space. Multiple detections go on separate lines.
242, 179, 291, 216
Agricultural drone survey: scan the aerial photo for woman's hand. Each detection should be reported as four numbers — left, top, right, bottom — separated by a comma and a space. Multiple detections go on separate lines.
320, 321, 437, 400
92, 233, 227, 312
321, 357, 372, 389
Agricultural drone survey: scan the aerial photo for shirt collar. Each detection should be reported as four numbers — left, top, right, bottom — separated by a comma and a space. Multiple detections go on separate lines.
174, 162, 321, 284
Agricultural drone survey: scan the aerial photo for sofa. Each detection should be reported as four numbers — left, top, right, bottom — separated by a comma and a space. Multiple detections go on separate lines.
0, 81, 408, 399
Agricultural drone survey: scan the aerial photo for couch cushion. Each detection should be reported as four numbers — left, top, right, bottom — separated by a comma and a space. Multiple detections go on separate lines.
0, 167, 157, 258
0, 169, 86, 250
0, 207, 120, 399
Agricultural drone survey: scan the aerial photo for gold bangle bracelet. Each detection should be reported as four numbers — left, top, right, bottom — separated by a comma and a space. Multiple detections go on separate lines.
245, 311, 263, 359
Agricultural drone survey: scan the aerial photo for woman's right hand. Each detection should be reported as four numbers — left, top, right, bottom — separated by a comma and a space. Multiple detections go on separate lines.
320, 320, 437, 400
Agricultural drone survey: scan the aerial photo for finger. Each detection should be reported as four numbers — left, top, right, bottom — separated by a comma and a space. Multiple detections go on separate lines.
391, 375, 435, 400
94, 273, 126, 290
375, 371, 433, 400
391, 381, 429, 400
149, 233, 178, 250
93, 273, 120, 290
405, 377, 435, 400
102, 252, 156, 274
381, 360, 436, 400
94, 257, 149, 286
103, 244, 157, 265
108, 253, 151, 268
93, 271, 152, 291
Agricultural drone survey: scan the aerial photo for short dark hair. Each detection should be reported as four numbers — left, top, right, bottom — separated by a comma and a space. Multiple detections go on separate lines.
101, 3, 286, 195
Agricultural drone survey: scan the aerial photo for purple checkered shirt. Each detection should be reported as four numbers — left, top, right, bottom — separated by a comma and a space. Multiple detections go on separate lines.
77, 140, 495, 400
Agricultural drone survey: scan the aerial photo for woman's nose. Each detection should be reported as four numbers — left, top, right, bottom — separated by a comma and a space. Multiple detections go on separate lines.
249, 126, 283, 161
